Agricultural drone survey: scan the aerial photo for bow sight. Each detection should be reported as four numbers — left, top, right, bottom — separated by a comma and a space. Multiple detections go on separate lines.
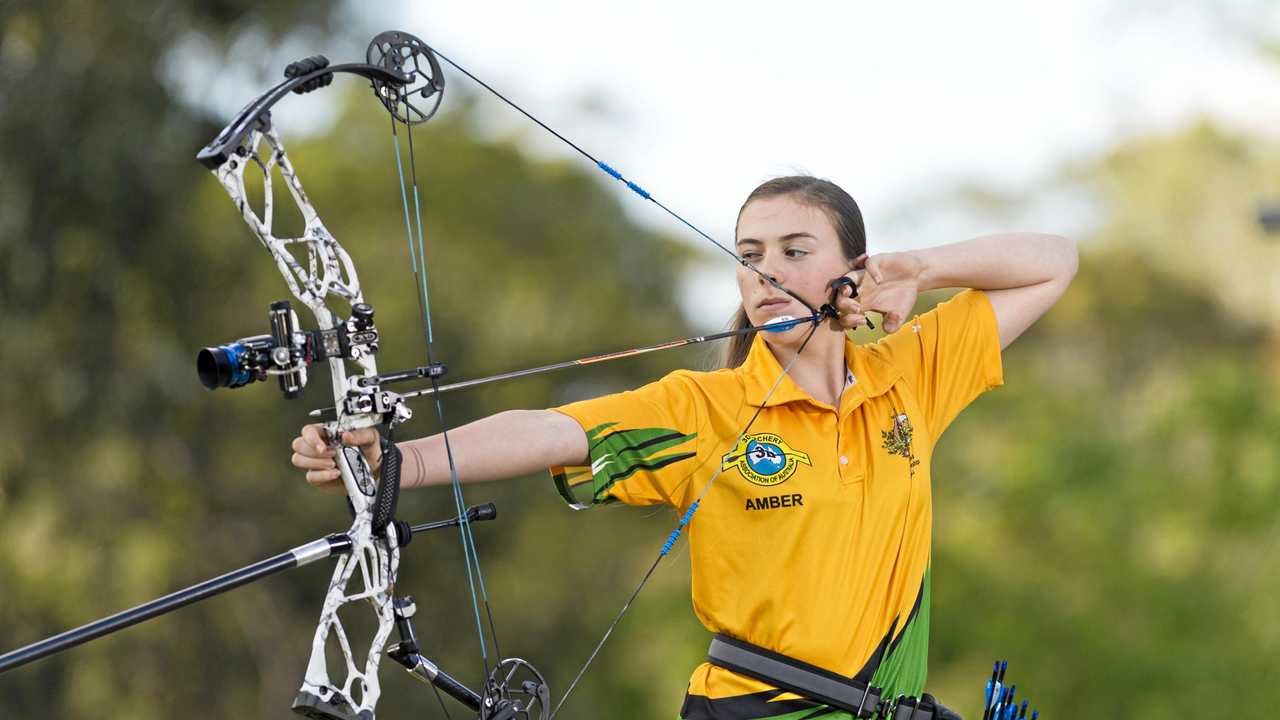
196, 298, 454, 427
196, 300, 379, 399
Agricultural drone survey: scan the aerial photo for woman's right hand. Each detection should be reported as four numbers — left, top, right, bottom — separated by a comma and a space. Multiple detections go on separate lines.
290, 424, 383, 495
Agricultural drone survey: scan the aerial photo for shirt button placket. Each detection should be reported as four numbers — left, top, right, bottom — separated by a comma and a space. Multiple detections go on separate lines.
832, 411, 849, 481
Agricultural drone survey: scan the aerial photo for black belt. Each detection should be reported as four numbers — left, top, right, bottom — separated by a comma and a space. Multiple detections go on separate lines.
706, 634, 962, 720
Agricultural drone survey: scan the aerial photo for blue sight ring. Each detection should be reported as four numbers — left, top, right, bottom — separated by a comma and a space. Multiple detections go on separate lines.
197, 336, 271, 390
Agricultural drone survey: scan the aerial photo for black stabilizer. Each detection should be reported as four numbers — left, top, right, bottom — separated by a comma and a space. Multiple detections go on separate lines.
371, 436, 402, 534
285, 55, 334, 94
388, 597, 483, 712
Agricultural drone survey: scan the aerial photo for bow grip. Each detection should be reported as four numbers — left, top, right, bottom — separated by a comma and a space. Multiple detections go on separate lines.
371, 435, 402, 535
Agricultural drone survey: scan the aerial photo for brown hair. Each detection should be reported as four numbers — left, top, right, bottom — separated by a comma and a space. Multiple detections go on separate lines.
722, 176, 867, 368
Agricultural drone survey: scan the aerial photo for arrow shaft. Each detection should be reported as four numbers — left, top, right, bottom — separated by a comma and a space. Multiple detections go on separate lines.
394, 316, 815, 401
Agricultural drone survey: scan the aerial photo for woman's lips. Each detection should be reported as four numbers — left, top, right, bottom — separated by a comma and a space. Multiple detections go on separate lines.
757, 298, 790, 311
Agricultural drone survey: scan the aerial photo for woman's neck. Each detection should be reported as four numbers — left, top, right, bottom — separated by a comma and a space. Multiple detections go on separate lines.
767, 329, 849, 407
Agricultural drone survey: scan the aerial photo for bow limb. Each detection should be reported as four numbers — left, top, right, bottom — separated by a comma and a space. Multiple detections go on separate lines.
202, 72, 411, 720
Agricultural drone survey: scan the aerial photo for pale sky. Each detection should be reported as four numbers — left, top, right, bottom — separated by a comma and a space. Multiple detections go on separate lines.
290, 2, 1280, 326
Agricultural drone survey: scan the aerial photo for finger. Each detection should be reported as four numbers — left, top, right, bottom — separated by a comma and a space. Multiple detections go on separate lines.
867, 257, 884, 284
839, 312, 866, 330
341, 428, 381, 449
305, 468, 340, 483
292, 452, 338, 471
301, 424, 331, 454
306, 470, 347, 495
292, 435, 333, 459
836, 297, 862, 315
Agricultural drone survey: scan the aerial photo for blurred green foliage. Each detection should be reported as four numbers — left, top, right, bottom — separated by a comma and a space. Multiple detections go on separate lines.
1, 3, 1278, 720
922, 121, 1280, 716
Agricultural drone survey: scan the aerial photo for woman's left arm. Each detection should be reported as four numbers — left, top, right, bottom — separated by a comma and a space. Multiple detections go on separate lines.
844, 233, 1078, 349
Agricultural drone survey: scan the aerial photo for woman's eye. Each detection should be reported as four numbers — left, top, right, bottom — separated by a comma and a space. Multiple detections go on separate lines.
740, 252, 761, 262
786, 248, 808, 258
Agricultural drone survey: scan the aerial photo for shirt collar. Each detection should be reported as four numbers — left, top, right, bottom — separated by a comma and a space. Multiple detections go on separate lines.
738, 332, 901, 408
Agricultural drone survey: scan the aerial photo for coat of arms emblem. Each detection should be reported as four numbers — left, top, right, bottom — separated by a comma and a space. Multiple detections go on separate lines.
881, 413, 921, 479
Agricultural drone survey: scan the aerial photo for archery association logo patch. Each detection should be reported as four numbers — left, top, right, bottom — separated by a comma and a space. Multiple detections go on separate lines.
721, 433, 812, 486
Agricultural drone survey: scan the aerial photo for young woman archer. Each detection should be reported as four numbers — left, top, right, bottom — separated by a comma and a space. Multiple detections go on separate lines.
290, 175, 1076, 719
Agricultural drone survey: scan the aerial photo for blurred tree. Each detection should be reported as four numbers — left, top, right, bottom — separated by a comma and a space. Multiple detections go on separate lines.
1069, 122, 1280, 328
919, 121, 1280, 718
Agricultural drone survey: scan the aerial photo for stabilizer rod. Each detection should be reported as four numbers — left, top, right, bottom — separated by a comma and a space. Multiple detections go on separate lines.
0, 504, 496, 674
0, 534, 351, 673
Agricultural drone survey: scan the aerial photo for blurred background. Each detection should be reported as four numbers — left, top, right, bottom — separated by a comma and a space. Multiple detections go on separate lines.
1, 1, 1278, 718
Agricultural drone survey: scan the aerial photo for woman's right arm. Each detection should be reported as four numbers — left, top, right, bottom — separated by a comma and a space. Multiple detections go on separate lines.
291, 409, 588, 493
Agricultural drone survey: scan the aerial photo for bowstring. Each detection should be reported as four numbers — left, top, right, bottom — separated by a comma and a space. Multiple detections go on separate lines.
388, 109, 504, 686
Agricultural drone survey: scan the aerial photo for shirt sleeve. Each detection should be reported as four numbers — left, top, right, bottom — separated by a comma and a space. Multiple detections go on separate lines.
549, 371, 705, 509
869, 289, 1004, 438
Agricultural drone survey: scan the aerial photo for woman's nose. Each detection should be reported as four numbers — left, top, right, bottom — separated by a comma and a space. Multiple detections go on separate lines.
754, 255, 783, 285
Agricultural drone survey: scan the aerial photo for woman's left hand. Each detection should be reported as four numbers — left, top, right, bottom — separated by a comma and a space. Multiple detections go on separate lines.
834, 252, 925, 333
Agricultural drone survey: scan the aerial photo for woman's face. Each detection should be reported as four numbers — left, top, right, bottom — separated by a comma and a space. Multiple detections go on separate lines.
735, 195, 852, 332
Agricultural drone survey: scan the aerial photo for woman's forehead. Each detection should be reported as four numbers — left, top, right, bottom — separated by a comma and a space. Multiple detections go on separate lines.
737, 196, 835, 241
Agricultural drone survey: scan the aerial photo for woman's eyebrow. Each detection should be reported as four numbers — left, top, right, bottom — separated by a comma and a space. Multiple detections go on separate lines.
736, 232, 817, 246
780, 232, 817, 242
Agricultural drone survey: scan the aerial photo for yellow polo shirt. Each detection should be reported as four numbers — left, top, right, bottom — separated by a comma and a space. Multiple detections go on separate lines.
551, 289, 1003, 719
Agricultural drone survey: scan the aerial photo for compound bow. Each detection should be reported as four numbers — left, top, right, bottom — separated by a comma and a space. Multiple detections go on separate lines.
194, 31, 551, 720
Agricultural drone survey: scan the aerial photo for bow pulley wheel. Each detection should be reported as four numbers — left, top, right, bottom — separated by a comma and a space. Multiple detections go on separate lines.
482, 657, 550, 720
366, 30, 445, 125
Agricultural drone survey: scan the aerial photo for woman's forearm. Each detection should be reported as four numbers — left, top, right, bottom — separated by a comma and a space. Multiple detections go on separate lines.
912, 233, 1077, 292
397, 409, 587, 489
